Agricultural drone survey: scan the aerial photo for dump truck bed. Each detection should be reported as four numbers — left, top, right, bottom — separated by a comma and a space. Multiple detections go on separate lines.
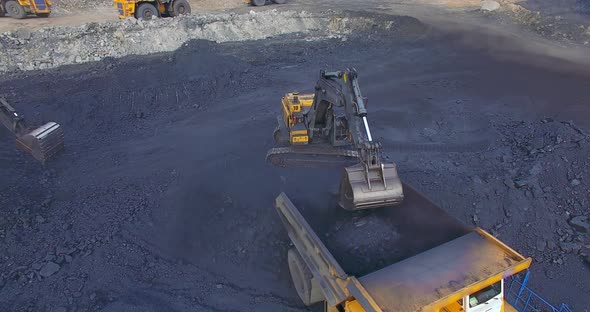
298, 183, 470, 276
360, 230, 529, 312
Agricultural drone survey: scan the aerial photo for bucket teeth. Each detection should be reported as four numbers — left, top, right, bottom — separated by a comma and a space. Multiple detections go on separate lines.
16, 122, 64, 163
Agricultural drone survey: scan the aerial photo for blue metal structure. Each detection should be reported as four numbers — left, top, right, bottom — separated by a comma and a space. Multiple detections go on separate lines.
506, 270, 572, 312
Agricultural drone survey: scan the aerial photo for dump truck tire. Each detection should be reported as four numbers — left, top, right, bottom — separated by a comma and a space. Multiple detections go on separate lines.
287, 248, 323, 306
136, 3, 158, 20
5, 1, 26, 19
272, 0, 286, 3
171, 0, 190, 16
251, 0, 266, 6
37, 13, 50, 18
0, 8, 5, 17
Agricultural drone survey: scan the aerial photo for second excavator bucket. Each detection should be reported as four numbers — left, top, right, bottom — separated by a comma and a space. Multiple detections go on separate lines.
16, 122, 64, 164
339, 163, 404, 210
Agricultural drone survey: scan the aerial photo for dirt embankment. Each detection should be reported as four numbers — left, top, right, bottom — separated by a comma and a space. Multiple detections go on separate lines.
0, 9, 397, 72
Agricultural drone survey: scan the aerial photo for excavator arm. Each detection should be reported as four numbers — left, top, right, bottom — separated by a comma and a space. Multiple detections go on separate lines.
0, 98, 29, 136
0, 97, 64, 164
307, 69, 403, 210
307, 69, 384, 166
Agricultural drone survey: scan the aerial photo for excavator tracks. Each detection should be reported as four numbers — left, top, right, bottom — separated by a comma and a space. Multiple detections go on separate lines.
266, 146, 359, 169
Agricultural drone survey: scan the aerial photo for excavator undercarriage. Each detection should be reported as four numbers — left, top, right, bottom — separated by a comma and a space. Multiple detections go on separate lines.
266, 69, 404, 210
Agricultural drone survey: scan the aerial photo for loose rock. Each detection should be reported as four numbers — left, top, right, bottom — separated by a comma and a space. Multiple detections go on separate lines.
545, 268, 555, 279
559, 241, 582, 253
41, 198, 52, 208
569, 216, 590, 233
513, 178, 528, 188
39, 262, 60, 278
536, 239, 546, 252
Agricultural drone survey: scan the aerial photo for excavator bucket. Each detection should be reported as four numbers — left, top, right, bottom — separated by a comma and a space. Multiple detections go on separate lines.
15, 121, 64, 164
338, 163, 404, 210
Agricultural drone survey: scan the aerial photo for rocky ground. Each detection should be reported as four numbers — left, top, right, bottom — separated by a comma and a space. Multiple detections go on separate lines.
0, 0, 589, 70
0, 2, 589, 312
0, 10, 396, 72
47, 0, 242, 12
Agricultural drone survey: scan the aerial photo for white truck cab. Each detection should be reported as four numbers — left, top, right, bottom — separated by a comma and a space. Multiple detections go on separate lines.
465, 281, 504, 312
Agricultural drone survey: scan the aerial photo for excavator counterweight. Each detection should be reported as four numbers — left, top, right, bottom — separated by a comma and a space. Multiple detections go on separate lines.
266, 69, 403, 210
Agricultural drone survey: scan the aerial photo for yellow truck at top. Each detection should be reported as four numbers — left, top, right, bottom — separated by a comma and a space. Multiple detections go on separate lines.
113, 0, 190, 20
113, 0, 286, 20
0, 0, 51, 19
274, 185, 566, 312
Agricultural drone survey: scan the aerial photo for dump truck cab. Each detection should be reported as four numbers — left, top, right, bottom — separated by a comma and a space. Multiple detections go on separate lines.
274, 187, 533, 312
0, 0, 51, 19
113, 0, 190, 20
464, 282, 504, 312
358, 228, 530, 312
441, 282, 504, 312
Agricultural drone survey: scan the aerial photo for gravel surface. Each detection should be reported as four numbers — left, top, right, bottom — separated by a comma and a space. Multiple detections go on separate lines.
297, 184, 469, 277
0, 8, 589, 312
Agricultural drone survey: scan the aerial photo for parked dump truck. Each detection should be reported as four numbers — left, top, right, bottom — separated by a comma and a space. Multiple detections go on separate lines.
113, 0, 190, 20
275, 185, 535, 312
0, 0, 51, 19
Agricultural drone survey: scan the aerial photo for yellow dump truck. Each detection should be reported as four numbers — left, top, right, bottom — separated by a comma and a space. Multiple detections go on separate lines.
0, 0, 51, 19
113, 0, 190, 20
275, 185, 535, 312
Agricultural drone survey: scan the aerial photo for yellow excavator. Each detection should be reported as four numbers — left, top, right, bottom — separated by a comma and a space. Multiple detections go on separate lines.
0, 98, 64, 164
113, 0, 190, 20
266, 69, 403, 211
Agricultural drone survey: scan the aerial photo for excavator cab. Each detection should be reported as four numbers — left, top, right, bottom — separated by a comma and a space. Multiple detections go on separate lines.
0, 98, 64, 164
280, 92, 313, 145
